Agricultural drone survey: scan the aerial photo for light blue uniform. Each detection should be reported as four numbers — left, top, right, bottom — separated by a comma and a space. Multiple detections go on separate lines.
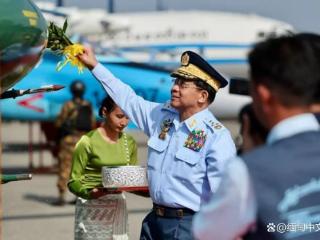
92, 63, 236, 212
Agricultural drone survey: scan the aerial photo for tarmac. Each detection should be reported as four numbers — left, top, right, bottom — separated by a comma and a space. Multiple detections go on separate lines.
1, 120, 239, 240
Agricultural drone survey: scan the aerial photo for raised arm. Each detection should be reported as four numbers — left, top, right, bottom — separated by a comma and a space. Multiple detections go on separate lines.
78, 46, 160, 136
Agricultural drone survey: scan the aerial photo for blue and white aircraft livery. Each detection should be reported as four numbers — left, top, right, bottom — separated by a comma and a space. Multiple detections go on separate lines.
1, 3, 295, 124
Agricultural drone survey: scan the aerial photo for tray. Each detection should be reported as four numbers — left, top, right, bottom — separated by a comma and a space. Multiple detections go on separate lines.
99, 186, 149, 192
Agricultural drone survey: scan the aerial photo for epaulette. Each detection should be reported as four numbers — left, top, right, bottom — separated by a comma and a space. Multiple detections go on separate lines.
204, 118, 225, 132
161, 101, 176, 113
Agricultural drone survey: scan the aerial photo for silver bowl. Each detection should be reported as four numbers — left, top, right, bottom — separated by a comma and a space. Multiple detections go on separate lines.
102, 166, 148, 188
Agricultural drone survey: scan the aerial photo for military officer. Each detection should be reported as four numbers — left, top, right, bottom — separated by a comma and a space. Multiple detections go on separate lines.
78, 48, 236, 240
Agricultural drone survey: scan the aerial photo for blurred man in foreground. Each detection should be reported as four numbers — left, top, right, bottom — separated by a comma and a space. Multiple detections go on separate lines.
193, 33, 320, 240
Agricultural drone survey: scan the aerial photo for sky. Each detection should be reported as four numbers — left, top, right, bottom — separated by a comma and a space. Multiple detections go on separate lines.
37, 0, 320, 33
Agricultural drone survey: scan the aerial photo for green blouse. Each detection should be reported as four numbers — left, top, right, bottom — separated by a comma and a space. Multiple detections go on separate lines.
68, 129, 138, 199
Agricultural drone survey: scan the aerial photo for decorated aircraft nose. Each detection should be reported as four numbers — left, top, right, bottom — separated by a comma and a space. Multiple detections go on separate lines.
0, 0, 47, 93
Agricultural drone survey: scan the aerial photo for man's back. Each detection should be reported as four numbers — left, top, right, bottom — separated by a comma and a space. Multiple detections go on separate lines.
55, 99, 94, 138
243, 130, 320, 240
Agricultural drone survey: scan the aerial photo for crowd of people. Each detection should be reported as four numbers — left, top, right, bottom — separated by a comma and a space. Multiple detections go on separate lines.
53, 32, 320, 240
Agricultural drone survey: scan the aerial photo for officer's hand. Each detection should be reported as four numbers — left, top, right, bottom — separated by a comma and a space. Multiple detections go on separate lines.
77, 46, 98, 70
90, 188, 105, 199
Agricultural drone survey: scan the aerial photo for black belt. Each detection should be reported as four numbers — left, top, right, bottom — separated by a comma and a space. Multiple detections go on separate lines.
153, 203, 195, 218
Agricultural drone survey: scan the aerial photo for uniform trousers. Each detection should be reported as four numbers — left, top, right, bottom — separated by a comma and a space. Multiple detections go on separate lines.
57, 133, 82, 195
140, 208, 194, 240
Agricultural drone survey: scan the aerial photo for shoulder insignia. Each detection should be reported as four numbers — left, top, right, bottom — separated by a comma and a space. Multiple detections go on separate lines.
189, 119, 197, 129
213, 122, 222, 129
206, 119, 224, 131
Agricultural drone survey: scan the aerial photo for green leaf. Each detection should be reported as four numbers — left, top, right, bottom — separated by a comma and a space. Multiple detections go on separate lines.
63, 19, 68, 33
46, 19, 73, 49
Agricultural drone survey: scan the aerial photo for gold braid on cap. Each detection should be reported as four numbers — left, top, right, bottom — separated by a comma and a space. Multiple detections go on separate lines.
172, 64, 221, 91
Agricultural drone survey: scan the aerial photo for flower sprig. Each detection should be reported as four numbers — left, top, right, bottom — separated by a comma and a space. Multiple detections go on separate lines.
47, 19, 85, 73
47, 19, 72, 52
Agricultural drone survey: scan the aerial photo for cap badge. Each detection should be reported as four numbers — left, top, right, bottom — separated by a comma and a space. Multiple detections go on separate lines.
181, 53, 190, 66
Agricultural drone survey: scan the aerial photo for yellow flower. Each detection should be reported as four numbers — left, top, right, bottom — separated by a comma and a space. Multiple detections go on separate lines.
56, 44, 85, 73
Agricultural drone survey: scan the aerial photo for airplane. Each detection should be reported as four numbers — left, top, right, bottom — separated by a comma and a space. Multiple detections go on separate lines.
1, 3, 295, 161
1, 4, 297, 126
31, 3, 296, 118
36, 2, 295, 75
0, 0, 47, 93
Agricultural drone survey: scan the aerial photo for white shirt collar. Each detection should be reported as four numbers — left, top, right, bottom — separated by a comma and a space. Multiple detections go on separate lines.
267, 113, 320, 145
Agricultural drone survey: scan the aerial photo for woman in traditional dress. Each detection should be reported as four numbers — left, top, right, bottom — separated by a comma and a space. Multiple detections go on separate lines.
68, 96, 138, 240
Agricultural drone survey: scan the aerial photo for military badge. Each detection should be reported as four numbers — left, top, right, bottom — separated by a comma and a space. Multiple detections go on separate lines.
181, 52, 190, 66
184, 129, 207, 152
189, 119, 197, 129
159, 119, 173, 140
212, 122, 222, 129
209, 120, 223, 130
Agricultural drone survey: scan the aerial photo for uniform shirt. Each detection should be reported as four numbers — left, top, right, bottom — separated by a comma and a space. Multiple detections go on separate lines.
68, 129, 138, 199
92, 63, 236, 211
192, 113, 320, 240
